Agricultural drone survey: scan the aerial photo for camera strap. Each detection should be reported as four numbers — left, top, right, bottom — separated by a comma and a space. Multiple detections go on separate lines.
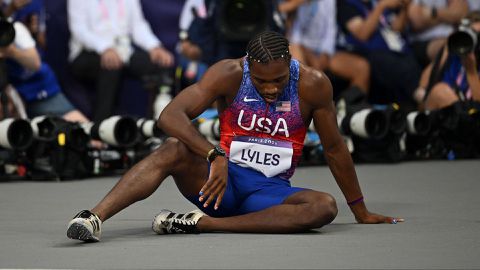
454, 67, 467, 102
424, 46, 449, 102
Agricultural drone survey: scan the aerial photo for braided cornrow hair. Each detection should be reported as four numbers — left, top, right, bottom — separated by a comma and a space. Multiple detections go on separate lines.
246, 31, 291, 65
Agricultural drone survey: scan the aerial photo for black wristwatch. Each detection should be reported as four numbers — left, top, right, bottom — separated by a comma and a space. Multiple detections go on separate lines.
206, 145, 226, 163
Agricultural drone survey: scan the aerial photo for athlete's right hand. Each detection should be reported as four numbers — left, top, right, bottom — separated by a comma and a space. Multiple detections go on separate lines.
199, 156, 228, 210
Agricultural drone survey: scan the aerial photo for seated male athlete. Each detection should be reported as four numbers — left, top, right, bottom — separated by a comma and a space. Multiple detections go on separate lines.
67, 31, 403, 242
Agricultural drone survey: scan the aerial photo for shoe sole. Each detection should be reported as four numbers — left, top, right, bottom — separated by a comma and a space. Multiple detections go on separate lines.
67, 222, 99, 242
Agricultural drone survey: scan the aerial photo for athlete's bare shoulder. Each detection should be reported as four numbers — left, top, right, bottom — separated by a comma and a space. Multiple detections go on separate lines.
297, 63, 333, 109
197, 58, 244, 96
209, 58, 244, 76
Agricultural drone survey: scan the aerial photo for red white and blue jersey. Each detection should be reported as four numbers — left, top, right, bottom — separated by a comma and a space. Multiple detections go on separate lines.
219, 59, 307, 179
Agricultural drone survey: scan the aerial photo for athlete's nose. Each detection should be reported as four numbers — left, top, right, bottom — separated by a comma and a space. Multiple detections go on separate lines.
264, 87, 279, 95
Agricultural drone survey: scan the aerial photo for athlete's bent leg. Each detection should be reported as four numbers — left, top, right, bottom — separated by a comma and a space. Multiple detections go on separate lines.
68, 138, 208, 241
197, 190, 338, 233
91, 137, 208, 222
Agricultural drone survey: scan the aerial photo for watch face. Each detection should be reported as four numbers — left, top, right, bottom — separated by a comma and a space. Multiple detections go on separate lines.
215, 146, 226, 155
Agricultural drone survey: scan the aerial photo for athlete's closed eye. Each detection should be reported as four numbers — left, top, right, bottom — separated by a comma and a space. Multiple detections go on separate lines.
273, 76, 287, 83
253, 76, 287, 84
254, 78, 266, 84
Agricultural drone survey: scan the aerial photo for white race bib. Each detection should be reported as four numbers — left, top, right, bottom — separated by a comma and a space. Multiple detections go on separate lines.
229, 136, 293, 177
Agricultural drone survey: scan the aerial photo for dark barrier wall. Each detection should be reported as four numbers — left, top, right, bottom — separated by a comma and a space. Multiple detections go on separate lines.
43, 0, 185, 118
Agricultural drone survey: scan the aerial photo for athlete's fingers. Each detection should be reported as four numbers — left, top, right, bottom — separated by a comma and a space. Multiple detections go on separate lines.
201, 178, 223, 207
202, 182, 221, 207
199, 173, 216, 201
199, 175, 221, 202
214, 188, 226, 210
202, 191, 216, 208
203, 182, 225, 208
198, 178, 215, 202
387, 217, 405, 224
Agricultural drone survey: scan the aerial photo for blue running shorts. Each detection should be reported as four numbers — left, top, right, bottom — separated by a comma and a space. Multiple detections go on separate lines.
186, 161, 306, 217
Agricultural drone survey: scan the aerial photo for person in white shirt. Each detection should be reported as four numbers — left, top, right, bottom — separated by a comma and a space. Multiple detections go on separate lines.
1, 18, 89, 122
67, 0, 174, 122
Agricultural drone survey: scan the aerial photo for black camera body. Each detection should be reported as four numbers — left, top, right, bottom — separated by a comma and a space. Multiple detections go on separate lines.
448, 18, 479, 56
406, 101, 480, 160
0, 17, 15, 47
0, 17, 15, 90
218, 0, 270, 42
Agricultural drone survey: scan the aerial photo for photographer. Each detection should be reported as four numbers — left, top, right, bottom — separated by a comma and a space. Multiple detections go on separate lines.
407, 0, 468, 68
3, 0, 47, 51
0, 14, 90, 123
336, 0, 421, 109
415, 11, 480, 110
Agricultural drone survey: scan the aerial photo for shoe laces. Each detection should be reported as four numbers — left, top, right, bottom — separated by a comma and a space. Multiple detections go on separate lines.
163, 215, 197, 233
172, 218, 196, 226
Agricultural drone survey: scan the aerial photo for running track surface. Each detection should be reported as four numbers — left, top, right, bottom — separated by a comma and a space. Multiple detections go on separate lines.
1, 160, 479, 269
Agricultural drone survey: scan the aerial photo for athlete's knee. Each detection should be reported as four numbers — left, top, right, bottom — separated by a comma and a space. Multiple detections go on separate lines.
304, 194, 338, 229
321, 194, 338, 223
150, 137, 191, 166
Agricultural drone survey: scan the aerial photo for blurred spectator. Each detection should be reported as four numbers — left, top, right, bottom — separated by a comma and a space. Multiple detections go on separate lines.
467, 0, 480, 11
67, 0, 174, 122
179, 0, 206, 34
2, 0, 46, 51
280, 0, 370, 94
407, 0, 468, 68
0, 19, 89, 122
416, 11, 480, 110
337, 0, 420, 108
282, 0, 336, 70
177, 0, 209, 87
1, 0, 29, 17
187, 0, 284, 65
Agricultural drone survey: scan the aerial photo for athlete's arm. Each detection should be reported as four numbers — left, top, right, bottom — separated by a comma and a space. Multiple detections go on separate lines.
158, 59, 242, 209
158, 59, 240, 155
300, 68, 403, 224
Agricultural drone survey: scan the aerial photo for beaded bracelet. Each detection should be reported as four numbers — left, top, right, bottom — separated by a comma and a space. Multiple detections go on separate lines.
347, 196, 364, 207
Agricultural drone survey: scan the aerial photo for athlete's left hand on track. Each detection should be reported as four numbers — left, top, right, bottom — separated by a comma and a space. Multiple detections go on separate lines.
199, 156, 228, 210
355, 211, 404, 224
